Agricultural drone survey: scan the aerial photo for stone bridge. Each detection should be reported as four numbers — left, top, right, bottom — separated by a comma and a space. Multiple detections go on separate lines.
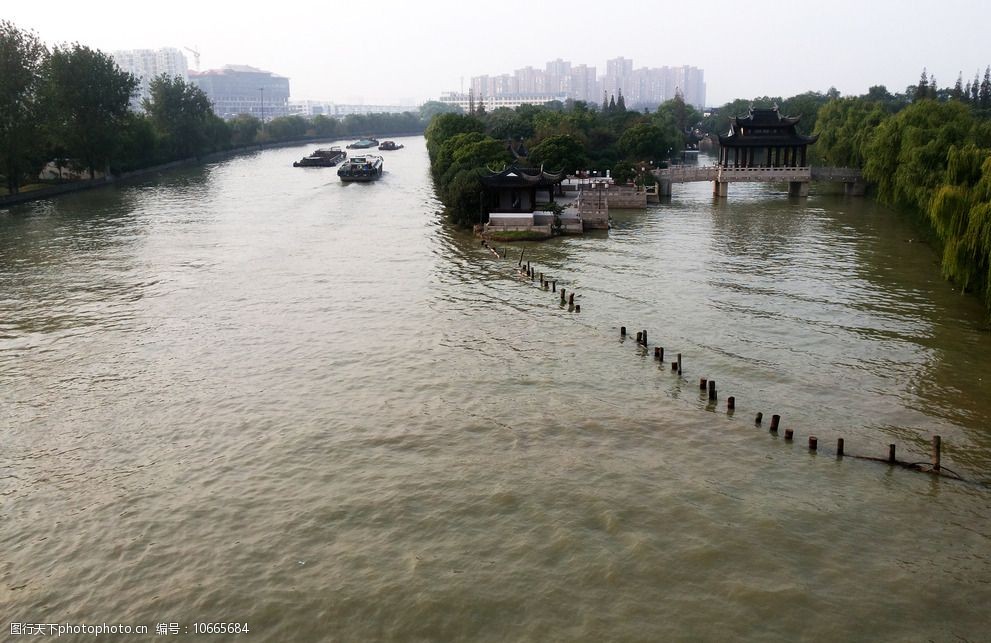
653, 165, 866, 198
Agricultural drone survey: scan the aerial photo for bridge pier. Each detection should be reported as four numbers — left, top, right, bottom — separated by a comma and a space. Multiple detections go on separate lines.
712, 181, 728, 198
658, 178, 672, 197
844, 180, 867, 196
788, 181, 809, 197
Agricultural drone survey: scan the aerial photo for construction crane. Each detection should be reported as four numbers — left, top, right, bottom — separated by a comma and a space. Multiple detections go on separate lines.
184, 46, 200, 71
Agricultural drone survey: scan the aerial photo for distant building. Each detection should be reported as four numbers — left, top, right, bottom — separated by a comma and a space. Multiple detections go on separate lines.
439, 92, 569, 112
459, 57, 705, 111
112, 48, 189, 109
188, 65, 290, 120
288, 101, 419, 117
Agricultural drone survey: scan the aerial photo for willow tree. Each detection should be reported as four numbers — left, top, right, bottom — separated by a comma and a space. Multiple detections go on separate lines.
812, 97, 889, 167
928, 145, 991, 307
863, 100, 974, 211
0, 21, 47, 193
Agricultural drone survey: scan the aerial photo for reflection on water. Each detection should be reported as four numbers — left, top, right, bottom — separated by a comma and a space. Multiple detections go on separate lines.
1, 139, 989, 641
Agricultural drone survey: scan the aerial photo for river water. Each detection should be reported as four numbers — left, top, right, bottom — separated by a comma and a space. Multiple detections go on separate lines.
2, 137, 989, 642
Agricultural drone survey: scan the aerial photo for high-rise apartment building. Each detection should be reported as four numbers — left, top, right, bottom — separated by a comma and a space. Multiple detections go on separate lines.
569, 65, 598, 103
112, 47, 189, 109
188, 65, 290, 120
545, 58, 572, 94
461, 58, 704, 110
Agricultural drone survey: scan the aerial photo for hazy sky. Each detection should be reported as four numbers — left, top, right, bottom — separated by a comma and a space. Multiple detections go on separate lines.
8, 0, 990, 106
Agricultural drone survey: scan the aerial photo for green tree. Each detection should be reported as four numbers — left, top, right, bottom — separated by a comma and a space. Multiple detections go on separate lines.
114, 112, 158, 172
980, 66, 991, 109
420, 100, 462, 120
434, 133, 510, 226
486, 107, 535, 141
0, 20, 47, 193
529, 134, 588, 174
144, 74, 220, 160
928, 145, 991, 300
611, 160, 637, 184
265, 115, 309, 141
229, 114, 262, 147
42, 43, 138, 178
780, 91, 830, 134
619, 122, 678, 163
812, 97, 889, 167
952, 73, 964, 101
864, 100, 975, 212
424, 113, 484, 161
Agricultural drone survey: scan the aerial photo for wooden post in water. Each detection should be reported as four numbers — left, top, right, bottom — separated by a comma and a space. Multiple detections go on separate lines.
654, 347, 661, 359
677, 353, 682, 375
931, 435, 941, 472
658, 347, 664, 362
552, 281, 556, 292
699, 377, 707, 390
785, 429, 794, 441
575, 304, 581, 313
621, 326, 627, 337
770, 414, 780, 433
641, 330, 647, 346
707, 380, 717, 401
519, 250, 524, 266
888, 444, 896, 464
671, 361, 678, 371
560, 289, 566, 304
636, 331, 642, 343
837, 438, 844, 457
755, 412, 763, 426
727, 396, 735, 411
809, 436, 818, 451
568, 293, 574, 306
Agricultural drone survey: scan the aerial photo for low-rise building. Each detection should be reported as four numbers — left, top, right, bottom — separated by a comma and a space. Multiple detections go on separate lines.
188, 65, 290, 120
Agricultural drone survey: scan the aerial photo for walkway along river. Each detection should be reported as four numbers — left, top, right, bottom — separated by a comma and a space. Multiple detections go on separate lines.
1, 137, 989, 641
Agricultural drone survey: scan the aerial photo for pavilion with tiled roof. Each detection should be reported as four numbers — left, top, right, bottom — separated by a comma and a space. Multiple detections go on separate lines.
717, 106, 818, 168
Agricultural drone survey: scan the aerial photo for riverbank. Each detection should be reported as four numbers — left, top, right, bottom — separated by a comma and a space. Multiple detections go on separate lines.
0, 130, 425, 209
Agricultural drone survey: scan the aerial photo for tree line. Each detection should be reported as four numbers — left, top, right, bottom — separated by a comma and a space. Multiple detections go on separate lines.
427, 70, 991, 317
810, 71, 991, 318
425, 93, 697, 226
0, 20, 439, 195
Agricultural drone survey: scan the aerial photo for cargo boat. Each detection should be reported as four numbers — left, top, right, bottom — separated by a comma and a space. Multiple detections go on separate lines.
337, 155, 383, 182
293, 147, 346, 167
346, 138, 379, 149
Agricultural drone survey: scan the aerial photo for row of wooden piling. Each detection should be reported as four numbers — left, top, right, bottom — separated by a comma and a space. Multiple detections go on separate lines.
502, 246, 581, 313
478, 243, 962, 482
619, 324, 962, 481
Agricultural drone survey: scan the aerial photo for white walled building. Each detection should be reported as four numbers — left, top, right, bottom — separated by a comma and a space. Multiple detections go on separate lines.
439, 92, 569, 112
288, 101, 419, 117
112, 48, 189, 109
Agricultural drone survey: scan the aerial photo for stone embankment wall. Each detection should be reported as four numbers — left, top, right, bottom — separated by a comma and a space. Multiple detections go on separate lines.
605, 185, 647, 208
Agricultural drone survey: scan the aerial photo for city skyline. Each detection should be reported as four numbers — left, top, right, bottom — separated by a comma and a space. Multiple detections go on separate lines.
7, 0, 991, 107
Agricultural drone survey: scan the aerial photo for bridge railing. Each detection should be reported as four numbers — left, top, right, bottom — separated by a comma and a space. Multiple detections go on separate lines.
655, 165, 863, 183
654, 166, 719, 182
810, 167, 864, 182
